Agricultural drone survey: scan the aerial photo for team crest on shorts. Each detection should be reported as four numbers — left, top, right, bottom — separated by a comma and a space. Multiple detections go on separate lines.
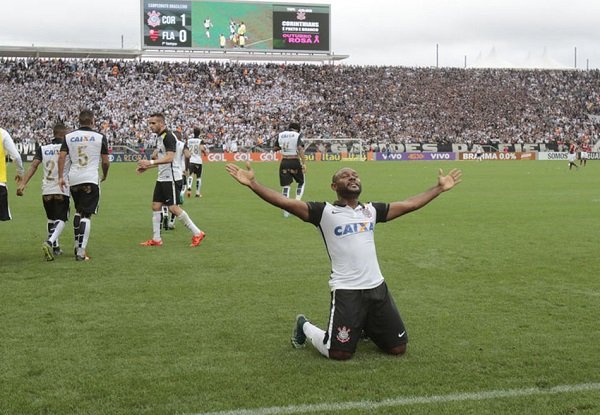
336, 326, 352, 343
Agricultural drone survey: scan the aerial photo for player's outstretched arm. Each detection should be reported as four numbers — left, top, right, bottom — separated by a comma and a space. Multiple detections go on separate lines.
16, 159, 41, 196
57, 150, 68, 192
386, 168, 462, 221
226, 161, 309, 221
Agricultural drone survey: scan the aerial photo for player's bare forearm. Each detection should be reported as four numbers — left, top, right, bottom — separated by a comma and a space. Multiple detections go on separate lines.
102, 164, 110, 181
386, 185, 443, 220
386, 168, 462, 221
57, 151, 67, 190
19, 160, 41, 188
248, 180, 309, 221
226, 161, 309, 220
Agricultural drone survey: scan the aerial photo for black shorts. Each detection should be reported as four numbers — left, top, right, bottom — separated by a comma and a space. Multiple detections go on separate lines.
153, 181, 178, 206
42, 194, 70, 221
279, 158, 304, 187
70, 183, 100, 216
0, 185, 11, 221
324, 281, 407, 354
189, 163, 203, 177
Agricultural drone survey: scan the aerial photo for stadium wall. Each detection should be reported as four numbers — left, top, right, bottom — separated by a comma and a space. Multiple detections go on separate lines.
15, 144, 597, 163
99, 151, 597, 163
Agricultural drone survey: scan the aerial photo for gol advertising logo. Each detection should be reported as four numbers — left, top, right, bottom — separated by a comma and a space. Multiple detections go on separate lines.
147, 10, 161, 28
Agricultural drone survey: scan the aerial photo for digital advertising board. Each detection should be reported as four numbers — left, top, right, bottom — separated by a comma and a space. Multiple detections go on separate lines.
142, 0, 330, 53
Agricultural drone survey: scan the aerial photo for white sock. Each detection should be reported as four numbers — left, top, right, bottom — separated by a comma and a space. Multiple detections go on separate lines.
303, 321, 330, 358
152, 211, 162, 240
177, 210, 201, 235
295, 183, 305, 200
282, 186, 291, 216
47, 220, 54, 242
48, 220, 65, 245
80, 218, 91, 250
196, 178, 202, 195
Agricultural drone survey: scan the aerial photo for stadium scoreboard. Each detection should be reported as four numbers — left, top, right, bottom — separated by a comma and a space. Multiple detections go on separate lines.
142, 0, 330, 53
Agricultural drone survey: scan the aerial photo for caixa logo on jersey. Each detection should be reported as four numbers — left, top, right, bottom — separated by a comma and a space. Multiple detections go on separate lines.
207, 153, 225, 162
334, 222, 374, 237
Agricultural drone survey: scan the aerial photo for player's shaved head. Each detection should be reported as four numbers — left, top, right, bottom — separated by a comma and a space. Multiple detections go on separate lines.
332, 167, 358, 184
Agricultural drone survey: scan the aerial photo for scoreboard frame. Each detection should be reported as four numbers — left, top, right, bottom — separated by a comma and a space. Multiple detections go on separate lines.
141, 0, 331, 54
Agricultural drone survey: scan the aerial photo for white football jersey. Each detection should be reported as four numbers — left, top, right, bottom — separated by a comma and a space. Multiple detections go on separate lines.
62, 127, 108, 186
306, 201, 388, 290
276, 131, 303, 157
37, 141, 70, 196
155, 131, 177, 182
187, 137, 204, 164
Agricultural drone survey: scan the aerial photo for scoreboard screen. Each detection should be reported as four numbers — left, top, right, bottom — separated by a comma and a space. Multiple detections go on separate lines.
142, 0, 330, 53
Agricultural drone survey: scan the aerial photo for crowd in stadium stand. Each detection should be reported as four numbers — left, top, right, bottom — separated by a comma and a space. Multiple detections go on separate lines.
1, 58, 599, 152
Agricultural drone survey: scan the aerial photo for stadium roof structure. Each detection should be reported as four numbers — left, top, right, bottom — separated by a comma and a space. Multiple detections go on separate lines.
0, 46, 141, 60
0, 45, 348, 63
143, 49, 349, 63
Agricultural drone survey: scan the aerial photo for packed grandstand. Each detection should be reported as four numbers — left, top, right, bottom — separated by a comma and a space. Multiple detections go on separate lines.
1, 58, 599, 153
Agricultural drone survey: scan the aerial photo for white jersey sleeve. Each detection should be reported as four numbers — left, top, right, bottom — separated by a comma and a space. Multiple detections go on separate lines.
1, 128, 24, 176
172, 140, 185, 181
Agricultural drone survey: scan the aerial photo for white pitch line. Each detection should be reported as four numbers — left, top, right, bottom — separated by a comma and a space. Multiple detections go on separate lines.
191, 382, 600, 415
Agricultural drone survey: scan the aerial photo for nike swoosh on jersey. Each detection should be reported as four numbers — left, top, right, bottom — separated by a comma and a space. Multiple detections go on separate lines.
331, 210, 343, 214
398, 331, 406, 338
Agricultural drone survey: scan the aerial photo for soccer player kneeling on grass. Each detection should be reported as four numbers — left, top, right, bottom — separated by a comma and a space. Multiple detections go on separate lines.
226, 162, 462, 360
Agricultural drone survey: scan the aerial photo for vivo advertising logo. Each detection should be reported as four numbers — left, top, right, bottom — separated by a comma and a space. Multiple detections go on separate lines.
376, 152, 456, 161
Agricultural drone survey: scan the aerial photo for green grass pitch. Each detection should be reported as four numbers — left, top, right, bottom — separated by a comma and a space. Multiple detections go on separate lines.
1, 160, 599, 414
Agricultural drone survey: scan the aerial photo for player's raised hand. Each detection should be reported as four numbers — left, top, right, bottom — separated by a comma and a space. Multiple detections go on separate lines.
226, 161, 255, 187
438, 168, 462, 191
